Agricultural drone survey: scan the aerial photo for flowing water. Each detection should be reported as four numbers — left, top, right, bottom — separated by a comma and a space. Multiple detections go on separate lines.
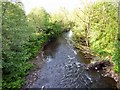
28, 31, 117, 88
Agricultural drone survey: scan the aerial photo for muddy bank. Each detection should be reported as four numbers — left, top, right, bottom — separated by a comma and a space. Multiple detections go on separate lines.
85, 60, 120, 88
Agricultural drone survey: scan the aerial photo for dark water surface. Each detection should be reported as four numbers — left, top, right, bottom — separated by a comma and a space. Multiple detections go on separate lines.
28, 31, 117, 88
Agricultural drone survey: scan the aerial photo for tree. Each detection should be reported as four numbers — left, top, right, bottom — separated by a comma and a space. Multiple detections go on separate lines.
50, 7, 71, 30
89, 2, 118, 57
72, 1, 119, 72
2, 2, 33, 88
27, 7, 50, 33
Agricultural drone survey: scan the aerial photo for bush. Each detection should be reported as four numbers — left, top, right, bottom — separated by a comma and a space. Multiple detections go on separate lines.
2, 2, 33, 89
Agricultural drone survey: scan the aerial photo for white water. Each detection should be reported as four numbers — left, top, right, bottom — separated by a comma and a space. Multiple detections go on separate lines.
68, 30, 73, 38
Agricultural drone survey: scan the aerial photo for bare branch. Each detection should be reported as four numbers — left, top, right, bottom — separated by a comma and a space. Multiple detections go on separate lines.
79, 8, 89, 17
76, 14, 89, 24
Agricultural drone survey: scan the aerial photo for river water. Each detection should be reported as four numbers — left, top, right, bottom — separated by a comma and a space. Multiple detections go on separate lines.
28, 31, 117, 88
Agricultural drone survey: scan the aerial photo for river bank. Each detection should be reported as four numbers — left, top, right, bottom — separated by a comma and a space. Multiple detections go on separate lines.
22, 31, 119, 89
72, 31, 120, 89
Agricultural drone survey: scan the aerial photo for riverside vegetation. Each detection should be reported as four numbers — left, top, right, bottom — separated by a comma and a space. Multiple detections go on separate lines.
2, 1, 120, 89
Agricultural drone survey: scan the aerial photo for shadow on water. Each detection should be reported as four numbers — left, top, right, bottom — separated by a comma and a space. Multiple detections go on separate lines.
76, 51, 91, 64
28, 30, 117, 88
43, 38, 60, 60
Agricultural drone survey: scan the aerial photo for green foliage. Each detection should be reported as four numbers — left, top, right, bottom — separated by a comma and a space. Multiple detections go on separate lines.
26, 32, 48, 59
50, 7, 72, 31
113, 1, 120, 73
113, 41, 120, 73
46, 21, 63, 39
88, 2, 119, 73
89, 2, 118, 57
2, 2, 33, 89
27, 8, 50, 33
26, 7, 64, 59
72, 2, 119, 73
2, 2, 64, 89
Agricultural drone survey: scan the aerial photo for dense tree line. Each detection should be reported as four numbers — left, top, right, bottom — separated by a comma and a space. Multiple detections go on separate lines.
2, 1, 64, 89
2, 2, 32, 88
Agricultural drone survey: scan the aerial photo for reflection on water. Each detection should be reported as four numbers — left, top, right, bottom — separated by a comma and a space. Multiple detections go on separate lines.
77, 51, 91, 64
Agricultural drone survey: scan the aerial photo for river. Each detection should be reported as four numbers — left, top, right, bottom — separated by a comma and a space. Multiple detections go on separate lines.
25, 31, 117, 88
